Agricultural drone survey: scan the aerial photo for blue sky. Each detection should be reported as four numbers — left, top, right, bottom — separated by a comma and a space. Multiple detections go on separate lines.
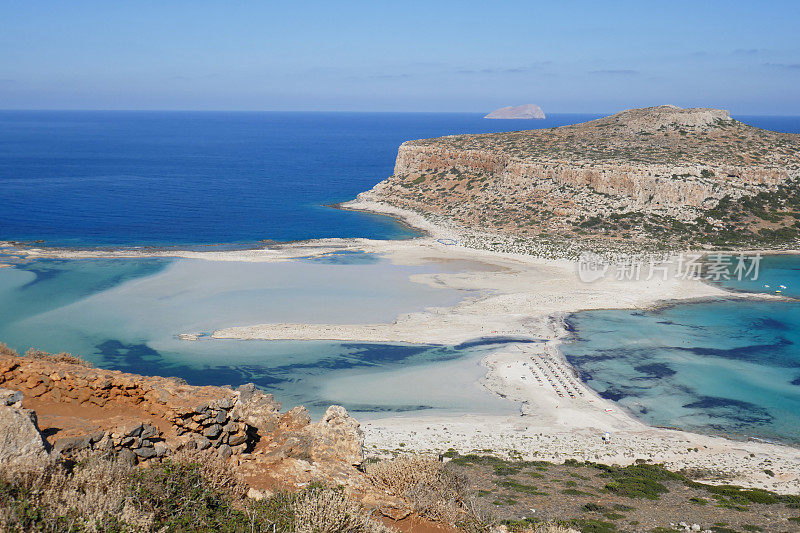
1, 1, 798, 113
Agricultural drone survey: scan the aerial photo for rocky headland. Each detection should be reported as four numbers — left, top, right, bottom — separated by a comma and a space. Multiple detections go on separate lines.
355, 105, 800, 253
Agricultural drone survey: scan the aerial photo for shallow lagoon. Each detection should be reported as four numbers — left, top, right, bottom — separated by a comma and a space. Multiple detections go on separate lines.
0, 255, 513, 417
563, 257, 800, 444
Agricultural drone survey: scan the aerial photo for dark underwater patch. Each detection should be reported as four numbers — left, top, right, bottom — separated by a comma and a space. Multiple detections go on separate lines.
566, 353, 615, 366
682, 395, 773, 426
676, 337, 792, 360
683, 395, 755, 410
752, 317, 791, 331
633, 362, 676, 379
340, 343, 444, 363
16, 260, 69, 288
454, 337, 542, 350
94, 339, 286, 389
599, 387, 628, 401
313, 402, 434, 413
17, 258, 167, 292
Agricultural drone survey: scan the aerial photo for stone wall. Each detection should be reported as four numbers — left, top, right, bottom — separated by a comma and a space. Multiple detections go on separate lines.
0, 354, 363, 470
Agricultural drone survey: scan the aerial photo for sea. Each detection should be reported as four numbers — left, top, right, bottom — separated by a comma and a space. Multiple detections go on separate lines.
0, 111, 603, 247
1, 111, 800, 439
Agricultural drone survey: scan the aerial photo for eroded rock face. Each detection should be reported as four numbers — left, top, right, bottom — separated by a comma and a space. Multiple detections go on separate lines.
0, 390, 49, 463
308, 405, 364, 466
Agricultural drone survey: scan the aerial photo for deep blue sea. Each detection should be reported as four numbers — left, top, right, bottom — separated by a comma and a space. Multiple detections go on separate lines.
0, 111, 604, 247
2, 111, 795, 247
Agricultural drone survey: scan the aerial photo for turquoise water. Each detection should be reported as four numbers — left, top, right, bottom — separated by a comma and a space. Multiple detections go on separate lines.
715, 254, 800, 298
0, 256, 512, 417
563, 256, 800, 444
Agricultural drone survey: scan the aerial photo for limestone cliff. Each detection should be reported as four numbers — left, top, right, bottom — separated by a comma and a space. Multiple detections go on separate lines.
361, 105, 800, 249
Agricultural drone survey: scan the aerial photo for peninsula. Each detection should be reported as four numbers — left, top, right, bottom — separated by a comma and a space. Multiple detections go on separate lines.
357, 105, 800, 252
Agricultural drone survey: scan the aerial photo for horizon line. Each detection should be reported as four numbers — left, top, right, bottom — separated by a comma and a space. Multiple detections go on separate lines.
1, 108, 799, 118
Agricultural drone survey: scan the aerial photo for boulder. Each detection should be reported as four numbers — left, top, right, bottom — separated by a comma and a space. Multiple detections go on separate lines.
231, 383, 281, 431
133, 445, 157, 459
308, 405, 364, 466
218, 444, 232, 459
0, 388, 23, 407
0, 404, 49, 462
116, 448, 137, 466
53, 435, 92, 455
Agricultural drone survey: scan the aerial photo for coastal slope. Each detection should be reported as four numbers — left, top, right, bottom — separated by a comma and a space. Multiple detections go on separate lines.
356, 105, 800, 250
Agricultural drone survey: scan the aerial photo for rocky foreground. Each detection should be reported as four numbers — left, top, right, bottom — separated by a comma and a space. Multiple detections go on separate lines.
0, 348, 415, 520
357, 105, 800, 253
3, 350, 800, 532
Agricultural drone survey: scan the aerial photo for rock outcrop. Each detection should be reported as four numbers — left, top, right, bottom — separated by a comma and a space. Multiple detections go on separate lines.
484, 103, 545, 119
0, 353, 364, 488
359, 105, 800, 248
0, 388, 49, 463
0, 352, 414, 519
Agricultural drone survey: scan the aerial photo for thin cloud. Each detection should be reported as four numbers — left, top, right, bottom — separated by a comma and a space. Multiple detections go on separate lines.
168, 73, 224, 81
733, 48, 773, 55
457, 62, 552, 75
763, 62, 800, 70
588, 69, 639, 75
366, 73, 413, 80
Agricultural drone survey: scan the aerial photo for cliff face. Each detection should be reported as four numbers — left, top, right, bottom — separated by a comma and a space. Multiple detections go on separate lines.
362, 106, 800, 248
390, 144, 791, 210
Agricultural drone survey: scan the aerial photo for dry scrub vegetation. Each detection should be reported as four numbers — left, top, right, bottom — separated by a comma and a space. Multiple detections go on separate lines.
0, 451, 392, 533
366, 455, 487, 526
0, 342, 90, 367
0, 450, 583, 532
364, 456, 577, 532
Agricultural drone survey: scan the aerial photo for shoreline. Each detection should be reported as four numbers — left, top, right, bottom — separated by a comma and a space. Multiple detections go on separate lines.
3, 201, 800, 492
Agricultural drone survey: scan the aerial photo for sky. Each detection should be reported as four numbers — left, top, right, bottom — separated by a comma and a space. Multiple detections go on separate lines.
1, 1, 799, 114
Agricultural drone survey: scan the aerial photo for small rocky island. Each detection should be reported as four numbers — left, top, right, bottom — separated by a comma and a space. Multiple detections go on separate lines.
484, 103, 546, 119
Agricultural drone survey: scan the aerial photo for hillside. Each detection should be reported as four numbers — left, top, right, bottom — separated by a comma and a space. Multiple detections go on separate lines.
359, 106, 800, 250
